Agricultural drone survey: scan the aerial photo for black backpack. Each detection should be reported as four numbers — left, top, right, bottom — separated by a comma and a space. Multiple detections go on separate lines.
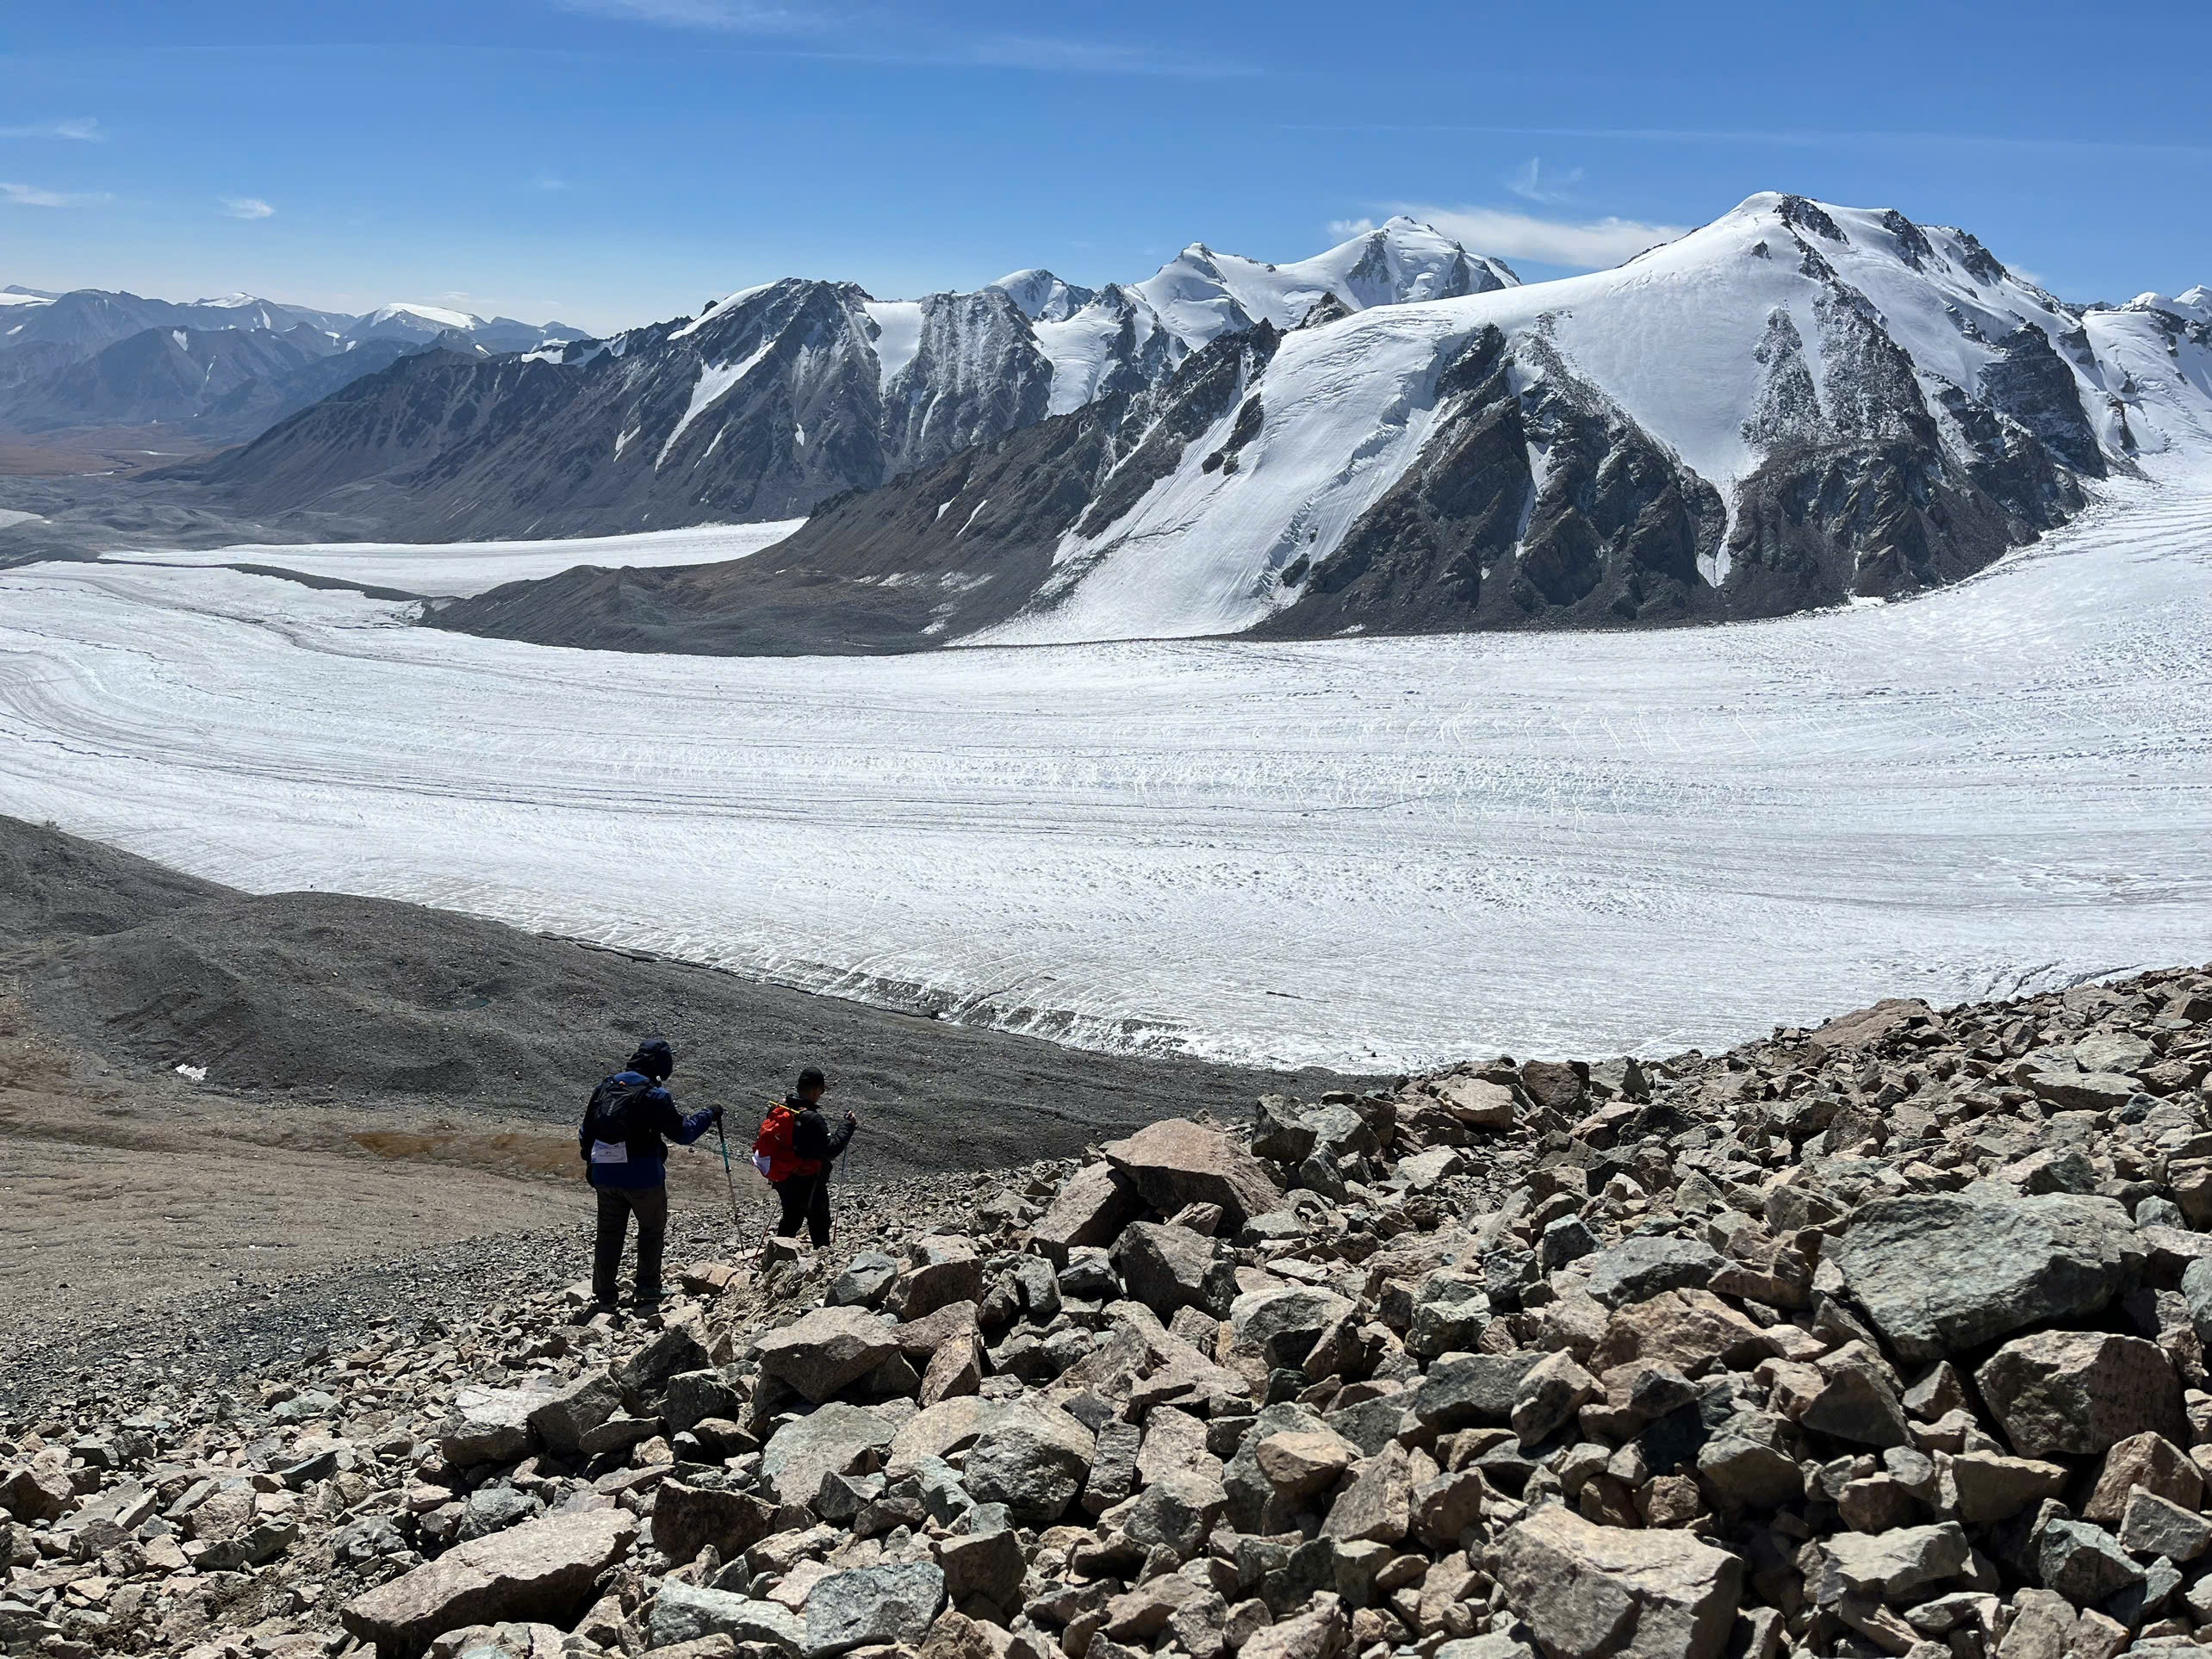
583, 1073, 656, 1149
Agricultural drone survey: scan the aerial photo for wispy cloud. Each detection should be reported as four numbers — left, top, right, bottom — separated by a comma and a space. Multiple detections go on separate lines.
221, 196, 276, 220
532, 172, 569, 191
1507, 158, 1583, 204
2, 181, 112, 208
1342, 203, 1687, 270
1283, 121, 2212, 163
558, 0, 813, 28
552, 0, 1247, 77
0, 117, 103, 141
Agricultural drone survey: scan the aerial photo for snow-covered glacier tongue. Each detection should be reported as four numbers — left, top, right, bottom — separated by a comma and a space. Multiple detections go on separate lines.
4, 457, 2211, 1068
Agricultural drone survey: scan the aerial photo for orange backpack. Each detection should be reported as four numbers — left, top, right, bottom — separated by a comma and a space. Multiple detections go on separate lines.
750, 1103, 814, 1183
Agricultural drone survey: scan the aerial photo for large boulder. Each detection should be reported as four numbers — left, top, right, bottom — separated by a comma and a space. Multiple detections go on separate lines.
761, 1403, 898, 1505
649, 1582, 805, 1655
1585, 1238, 1727, 1308
754, 1307, 898, 1404
652, 1482, 778, 1568
1029, 1162, 1142, 1266
960, 1403, 1095, 1525
341, 1508, 635, 1656
1113, 1222, 1232, 1319
1496, 1506, 1742, 1659
1101, 1120, 1284, 1231
1824, 1192, 2139, 1361
1230, 1286, 1358, 1371
805, 1563, 948, 1658
1976, 1331, 2187, 1457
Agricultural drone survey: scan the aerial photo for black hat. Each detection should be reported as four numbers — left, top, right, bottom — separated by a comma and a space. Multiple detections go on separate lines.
629, 1038, 674, 1081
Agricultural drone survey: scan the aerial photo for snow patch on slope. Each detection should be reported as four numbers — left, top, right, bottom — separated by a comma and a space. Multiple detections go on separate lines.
658, 343, 774, 467
864, 301, 925, 389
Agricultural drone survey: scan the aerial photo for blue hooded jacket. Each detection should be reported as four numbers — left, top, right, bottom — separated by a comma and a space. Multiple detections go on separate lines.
580, 1052, 716, 1190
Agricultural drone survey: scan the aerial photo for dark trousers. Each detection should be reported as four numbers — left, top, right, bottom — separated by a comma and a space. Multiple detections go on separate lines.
593, 1184, 668, 1305
774, 1172, 833, 1246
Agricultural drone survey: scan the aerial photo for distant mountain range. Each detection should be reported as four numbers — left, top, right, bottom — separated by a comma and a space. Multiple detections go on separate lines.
0, 286, 586, 441
180, 216, 1518, 540
22, 197, 2212, 650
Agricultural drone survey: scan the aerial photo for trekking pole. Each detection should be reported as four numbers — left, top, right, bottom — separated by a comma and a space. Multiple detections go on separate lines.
712, 1113, 741, 1231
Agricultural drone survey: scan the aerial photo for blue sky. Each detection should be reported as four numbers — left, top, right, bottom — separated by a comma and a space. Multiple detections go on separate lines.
3, 1, 2208, 334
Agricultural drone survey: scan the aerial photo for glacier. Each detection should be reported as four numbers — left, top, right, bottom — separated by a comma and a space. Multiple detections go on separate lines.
0, 462, 2207, 1072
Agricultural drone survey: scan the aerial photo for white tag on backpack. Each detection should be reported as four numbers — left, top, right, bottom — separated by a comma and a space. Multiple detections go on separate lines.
588, 1140, 630, 1165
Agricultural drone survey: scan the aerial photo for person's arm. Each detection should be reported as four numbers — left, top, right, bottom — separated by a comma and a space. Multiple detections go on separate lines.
652, 1089, 719, 1146
824, 1111, 856, 1159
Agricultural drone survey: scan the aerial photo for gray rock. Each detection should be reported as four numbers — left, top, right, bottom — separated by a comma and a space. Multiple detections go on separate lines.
1498, 1504, 1742, 1659
937, 1514, 1025, 1606
666, 1367, 745, 1436
524, 1370, 621, 1454
960, 1403, 1094, 1525
1114, 1222, 1233, 1319
899, 1235, 985, 1320
1101, 1119, 1285, 1231
2036, 1519, 2143, 1604
437, 1386, 543, 1468
761, 1403, 896, 1505
1812, 1523, 1970, 1604
2075, 1032, 2156, 1073
649, 1582, 805, 1656
1231, 1285, 1358, 1370
2026, 1070, 2141, 1112
1406, 1272, 1492, 1359
1030, 1163, 1143, 1266
828, 1252, 898, 1308
804, 1563, 947, 1657
342, 1507, 636, 1655
1586, 1236, 1727, 1308
1824, 1192, 2139, 1361
613, 1319, 711, 1395
652, 1480, 777, 1567
1411, 1351, 1544, 1431
2119, 1490, 2212, 1563
1058, 1246, 1121, 1301
755, 1307, 899, 1403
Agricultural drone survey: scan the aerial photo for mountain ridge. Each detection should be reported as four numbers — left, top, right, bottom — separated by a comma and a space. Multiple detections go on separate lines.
430, 193, 2212, 654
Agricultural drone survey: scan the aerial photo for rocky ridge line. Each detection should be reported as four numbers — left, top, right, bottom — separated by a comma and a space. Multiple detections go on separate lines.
4, 965, 2212, 1659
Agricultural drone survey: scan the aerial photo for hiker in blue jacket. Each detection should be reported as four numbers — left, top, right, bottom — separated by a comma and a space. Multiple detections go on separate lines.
579, 1038, 719, 1313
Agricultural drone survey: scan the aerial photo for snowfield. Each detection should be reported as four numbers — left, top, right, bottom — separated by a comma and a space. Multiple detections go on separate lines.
2, 467, 2208, 1072
96, 519, 805, 599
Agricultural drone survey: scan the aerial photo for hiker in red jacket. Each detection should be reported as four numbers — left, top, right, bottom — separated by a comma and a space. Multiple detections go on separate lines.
753, 1067, 856, 1246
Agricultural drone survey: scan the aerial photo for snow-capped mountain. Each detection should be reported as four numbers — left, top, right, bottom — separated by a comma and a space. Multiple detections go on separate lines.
432, 194, 2212, 656
188, 217, 1516, 538
0, 284, 585, 439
